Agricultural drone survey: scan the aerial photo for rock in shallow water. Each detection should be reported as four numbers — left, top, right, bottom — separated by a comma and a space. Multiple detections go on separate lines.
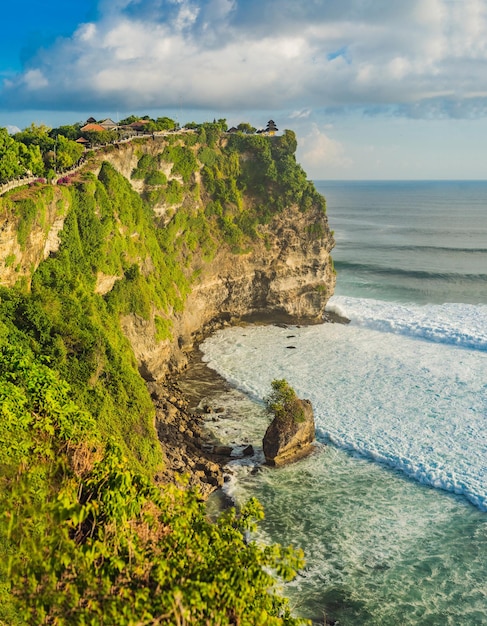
263, 397, 316, 466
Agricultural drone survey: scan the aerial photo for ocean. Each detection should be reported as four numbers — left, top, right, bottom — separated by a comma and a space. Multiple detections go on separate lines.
199, 181, 487, 625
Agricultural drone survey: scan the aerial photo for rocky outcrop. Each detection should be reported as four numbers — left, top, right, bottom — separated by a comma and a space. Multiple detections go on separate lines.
0, 187, 70, 288
148, 381, 226, 497
263, 398, 316, 466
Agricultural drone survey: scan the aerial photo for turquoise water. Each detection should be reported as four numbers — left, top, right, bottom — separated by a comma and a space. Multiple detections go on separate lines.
200, 181, 487, 625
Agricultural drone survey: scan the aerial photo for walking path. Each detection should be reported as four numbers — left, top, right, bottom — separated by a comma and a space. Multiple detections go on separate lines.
0, 131, 170, 196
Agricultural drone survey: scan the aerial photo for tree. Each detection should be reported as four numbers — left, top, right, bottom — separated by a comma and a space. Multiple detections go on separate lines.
237, 122, 256, 134
0, 128, 23, 182
119, 115, 139, 125
265, 379, 305, 423
216, 118, 228, 132
55, 135, 84, 170
14, 123, 54, 153
155, 116, 176, 131
81, 130, 116, 146
51, 123, 83, 141
17, 142, 44, 177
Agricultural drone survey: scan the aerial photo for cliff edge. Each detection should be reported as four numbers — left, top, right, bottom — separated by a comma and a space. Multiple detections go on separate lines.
0, 125, 334, 624
0, 127, 334, 474
0, 130, 335, 380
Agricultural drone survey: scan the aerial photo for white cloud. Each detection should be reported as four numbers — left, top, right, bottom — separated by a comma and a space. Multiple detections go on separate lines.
76, 23, 97, 43
290, 109, 311, 119
173, 0, 200, 31
22, 69, 49, 90
3, 0, 487, 118
298, 124, 352, 176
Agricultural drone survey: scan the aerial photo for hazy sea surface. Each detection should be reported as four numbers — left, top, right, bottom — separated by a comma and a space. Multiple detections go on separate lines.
200, 181, 487, 625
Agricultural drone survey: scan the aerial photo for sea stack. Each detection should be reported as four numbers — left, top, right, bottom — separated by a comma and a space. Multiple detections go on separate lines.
263, 393, 316, 466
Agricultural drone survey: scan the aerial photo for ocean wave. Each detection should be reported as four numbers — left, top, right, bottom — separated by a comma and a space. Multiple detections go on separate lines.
201, 320, 487, 511
339, 243, 487, 254
333, 260, 487, 283
327, 296, 487, 351
317, 429, 487, 512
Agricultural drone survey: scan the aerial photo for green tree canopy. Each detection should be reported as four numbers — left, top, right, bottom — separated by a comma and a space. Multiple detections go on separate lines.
14, 123, 54, 153
0, 128, 24, 182
265, 379, 305, 424
51, 123, 83, 141
54, 135, 84, 170
237, 122, 257, 134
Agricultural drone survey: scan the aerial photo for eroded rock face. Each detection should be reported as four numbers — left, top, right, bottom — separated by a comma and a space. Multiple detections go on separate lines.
124, 199, 336, 380
0, 140, 335, 381
0, 188, 70, 288
263, 398, 316, 466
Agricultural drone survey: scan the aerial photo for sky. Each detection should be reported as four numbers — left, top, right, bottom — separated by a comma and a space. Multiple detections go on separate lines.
2, 0, 487, 179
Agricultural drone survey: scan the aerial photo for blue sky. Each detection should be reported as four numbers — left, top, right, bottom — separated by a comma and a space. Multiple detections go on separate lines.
2, 0, 487, 179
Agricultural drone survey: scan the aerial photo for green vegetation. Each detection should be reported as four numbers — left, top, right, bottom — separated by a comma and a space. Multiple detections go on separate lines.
10, 123, 84, 176
265, 379, 306, 424
0, 114, 179, 185
0, 125, 329, 624
0, 338, 306, 625
162, 145, 199, 182
0, 128, 43, 182
224, 130, 326, 214
120, 115, 177, 132
131, 153, 159, 180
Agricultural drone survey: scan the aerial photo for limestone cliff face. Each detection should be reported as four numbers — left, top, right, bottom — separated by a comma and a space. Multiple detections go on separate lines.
122, 198, 335, 380
0, 136, 335, 381
0, 188, 70, 288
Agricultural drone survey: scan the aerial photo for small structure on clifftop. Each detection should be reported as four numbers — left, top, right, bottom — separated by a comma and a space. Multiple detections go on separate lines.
263, 379, 316, 466
265, 120, 278, 135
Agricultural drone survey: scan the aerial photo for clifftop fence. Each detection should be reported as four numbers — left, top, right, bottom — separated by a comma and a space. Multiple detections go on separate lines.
0, 175, 40, 196
0, 128, 202, 197
0, 132, 159, 197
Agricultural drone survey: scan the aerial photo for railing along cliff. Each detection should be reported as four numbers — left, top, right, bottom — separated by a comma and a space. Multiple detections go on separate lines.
0, 131, 163, 197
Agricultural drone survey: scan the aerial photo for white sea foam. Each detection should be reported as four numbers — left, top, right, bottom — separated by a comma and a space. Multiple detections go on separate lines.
328, 295, 487, 351
201, 306, 487, 511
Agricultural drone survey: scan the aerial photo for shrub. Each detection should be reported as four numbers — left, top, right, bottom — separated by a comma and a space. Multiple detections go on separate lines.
265, 379, 305, 424
198, 146, 217, 167
131, 154, 158, 180
15, 199, 38, 248
7, 444, 307, 625
144, 170, 167, 186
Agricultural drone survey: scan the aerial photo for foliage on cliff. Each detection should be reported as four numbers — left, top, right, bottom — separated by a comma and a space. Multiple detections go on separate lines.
0, 127, 327, 623
0, 336, 306, 624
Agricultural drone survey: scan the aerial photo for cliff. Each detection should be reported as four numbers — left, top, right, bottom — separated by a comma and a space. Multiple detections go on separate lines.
0, 127, 333, 624
0, 130, 335, 384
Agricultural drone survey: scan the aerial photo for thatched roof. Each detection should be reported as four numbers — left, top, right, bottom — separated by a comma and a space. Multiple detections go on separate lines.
80, 123, 106, 132
129, 119, 151, 128
100, 118, 118, 129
